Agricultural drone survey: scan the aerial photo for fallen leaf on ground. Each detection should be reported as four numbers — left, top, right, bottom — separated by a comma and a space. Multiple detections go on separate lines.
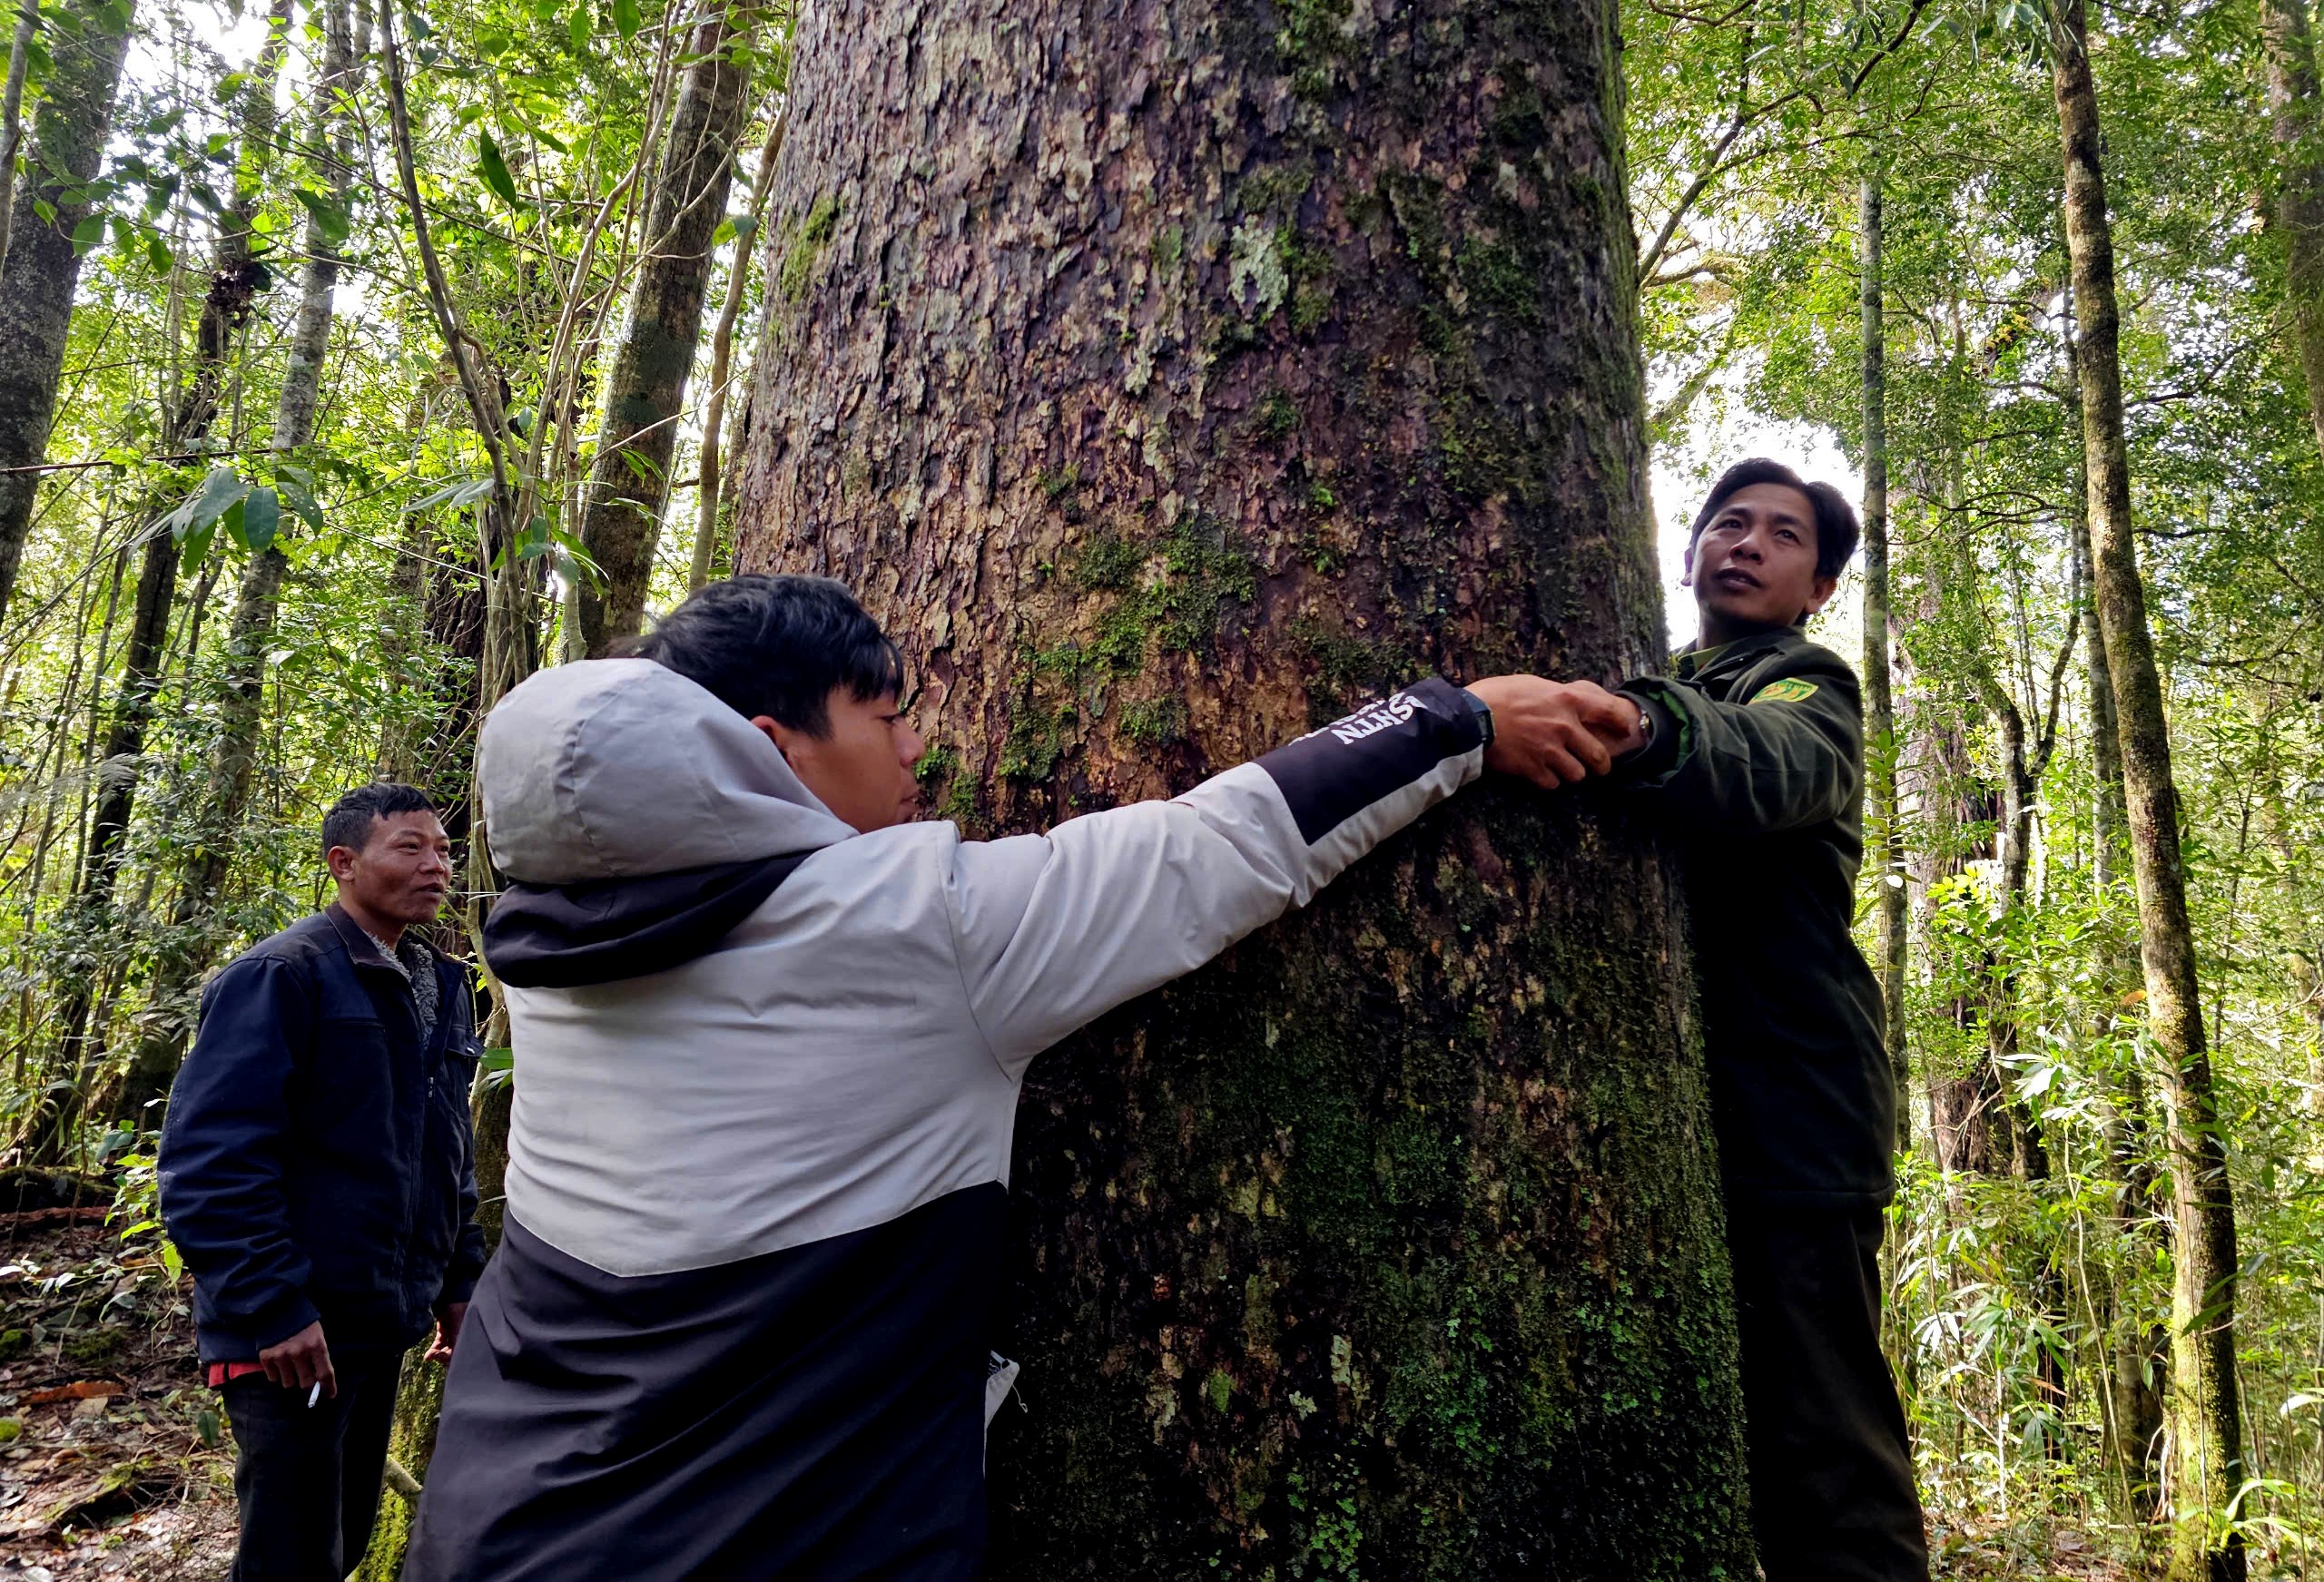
22, 1381, 123, 1406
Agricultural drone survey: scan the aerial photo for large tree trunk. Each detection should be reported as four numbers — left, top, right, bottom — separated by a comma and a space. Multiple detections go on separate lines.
573, 2, 753, 655
734, 0, 1753, 1570
2264, 0, 2324, 458
2053, 5, 2246, 1574
0, 0, 134, 629
1859, 173, 1910, 1154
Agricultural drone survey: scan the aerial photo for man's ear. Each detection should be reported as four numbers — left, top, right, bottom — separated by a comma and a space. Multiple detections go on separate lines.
1679, 539, 1697, 588
750, 714, 794, 762
325, 846, 358, 883
1799, 572, 1840, 620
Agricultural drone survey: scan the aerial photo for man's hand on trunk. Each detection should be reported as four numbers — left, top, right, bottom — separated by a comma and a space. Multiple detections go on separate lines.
1467, 675, 1647, 788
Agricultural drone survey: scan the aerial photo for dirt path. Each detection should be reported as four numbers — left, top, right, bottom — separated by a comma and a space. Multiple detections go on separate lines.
0, 1219, 234, 1581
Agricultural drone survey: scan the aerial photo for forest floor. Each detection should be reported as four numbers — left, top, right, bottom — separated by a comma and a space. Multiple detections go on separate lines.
0, 1215, 2201, 1582
0, 1216, 233, 1582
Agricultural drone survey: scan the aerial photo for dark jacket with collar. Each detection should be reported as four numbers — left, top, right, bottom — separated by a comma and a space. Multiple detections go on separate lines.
1616, 627, 1894, 1208
160, 904, 489, 1362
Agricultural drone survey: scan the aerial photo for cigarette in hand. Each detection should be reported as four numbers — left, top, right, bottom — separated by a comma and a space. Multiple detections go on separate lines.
307, 1381, 322, 1409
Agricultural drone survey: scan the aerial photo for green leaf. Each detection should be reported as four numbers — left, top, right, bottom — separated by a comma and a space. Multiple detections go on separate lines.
145, 232, 172, 271
610, 0, 638, 40
567, 1, 589, 49
713, 214, 737, 246
165, 465, 247, 545
290, 186, 350, 244
285, 489, 325, 532
477, 129, 521, 210
239, 486, 280, 553
69, 213, 104, 255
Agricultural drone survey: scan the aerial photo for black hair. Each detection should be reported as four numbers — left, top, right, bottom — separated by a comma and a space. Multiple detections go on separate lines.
322, 782, 438, 860
626, 575, 905, 735
1689, 457, 1861, 581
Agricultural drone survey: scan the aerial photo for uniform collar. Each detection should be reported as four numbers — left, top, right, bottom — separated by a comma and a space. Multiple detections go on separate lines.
1671, 625, 1801, 680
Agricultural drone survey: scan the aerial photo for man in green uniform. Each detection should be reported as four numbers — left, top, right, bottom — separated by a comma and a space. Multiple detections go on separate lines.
1558, 459, 1928, 1581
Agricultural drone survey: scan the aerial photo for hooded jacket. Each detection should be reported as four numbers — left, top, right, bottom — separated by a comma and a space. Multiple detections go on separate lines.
405, 659, 1487, 1581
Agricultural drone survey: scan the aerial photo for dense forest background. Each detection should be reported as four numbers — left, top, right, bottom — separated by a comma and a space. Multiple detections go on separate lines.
0, 0, 2319, 1574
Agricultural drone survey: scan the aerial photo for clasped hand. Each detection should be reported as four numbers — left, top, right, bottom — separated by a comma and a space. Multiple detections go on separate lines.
1465, 675, 1645, 791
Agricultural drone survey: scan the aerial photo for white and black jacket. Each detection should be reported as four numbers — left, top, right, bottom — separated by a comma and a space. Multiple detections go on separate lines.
405, 658, 1487, 1581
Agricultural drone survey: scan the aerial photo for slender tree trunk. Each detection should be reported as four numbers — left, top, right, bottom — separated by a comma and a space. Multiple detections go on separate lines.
573, 2, 753, 654
2263, 0, 2324, 459
0, 0, 37, 272
2062, 316, 2163, 1515
1859, 173, 1910, 1154
688, 104, 785, 595
2054, 5, 2246, 1572
23, 5, 291, 1157
111, 0, 361, 1121
112, 543, 287, 1115
735, 0, 1752, 1569
0, 0, 134, 629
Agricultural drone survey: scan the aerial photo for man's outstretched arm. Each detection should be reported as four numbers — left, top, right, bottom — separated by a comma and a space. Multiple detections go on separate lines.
943, 674, 1626, 1076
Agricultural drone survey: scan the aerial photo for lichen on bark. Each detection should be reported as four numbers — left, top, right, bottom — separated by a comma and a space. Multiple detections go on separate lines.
734, 0, 1753, 1571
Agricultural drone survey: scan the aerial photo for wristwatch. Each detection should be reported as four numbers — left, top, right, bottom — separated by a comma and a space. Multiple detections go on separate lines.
1625, 693, 1656, 754
1462, 687, 1494, 746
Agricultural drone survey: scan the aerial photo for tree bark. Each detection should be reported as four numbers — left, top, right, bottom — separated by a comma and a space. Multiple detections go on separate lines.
573, 2, 754, 654
1858, 173, 1910, 1154
2053, 5, 2246, 1573
734, 0, 1752, 1570
2264, 0, 2324, 460
0, 0, 134, 630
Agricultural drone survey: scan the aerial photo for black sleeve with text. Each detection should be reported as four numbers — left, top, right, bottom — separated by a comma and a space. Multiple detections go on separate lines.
1254, 676, 1485, 844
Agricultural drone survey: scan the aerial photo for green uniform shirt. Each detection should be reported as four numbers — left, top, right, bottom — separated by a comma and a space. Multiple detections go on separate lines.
1616, 627, 1894, 1208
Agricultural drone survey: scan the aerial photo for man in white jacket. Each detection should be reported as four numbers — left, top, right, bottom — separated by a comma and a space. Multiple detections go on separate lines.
406, 575, 1629, 1581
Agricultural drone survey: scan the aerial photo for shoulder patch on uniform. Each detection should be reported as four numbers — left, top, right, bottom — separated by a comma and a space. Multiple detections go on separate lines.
1749, 677, 1818, 704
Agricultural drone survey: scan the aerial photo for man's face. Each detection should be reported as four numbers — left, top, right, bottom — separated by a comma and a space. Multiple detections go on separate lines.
329, 811, 453, 928
1683, 481, 1838, 634
759, 689, 926, 834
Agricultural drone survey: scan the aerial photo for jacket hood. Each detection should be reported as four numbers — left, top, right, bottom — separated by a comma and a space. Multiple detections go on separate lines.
479, 658, 855, 886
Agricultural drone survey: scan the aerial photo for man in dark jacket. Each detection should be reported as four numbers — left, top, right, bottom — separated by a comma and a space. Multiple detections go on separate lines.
1545, 459, 1928, 1582
160, 781, 487, 1582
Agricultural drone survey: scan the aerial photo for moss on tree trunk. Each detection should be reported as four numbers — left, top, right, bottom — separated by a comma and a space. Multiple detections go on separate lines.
734, 0, 1753, 1571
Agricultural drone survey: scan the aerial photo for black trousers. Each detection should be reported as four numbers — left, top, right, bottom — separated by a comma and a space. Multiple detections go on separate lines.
220, 1348, 405, 1582
1727, 1203, 1930, 1582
